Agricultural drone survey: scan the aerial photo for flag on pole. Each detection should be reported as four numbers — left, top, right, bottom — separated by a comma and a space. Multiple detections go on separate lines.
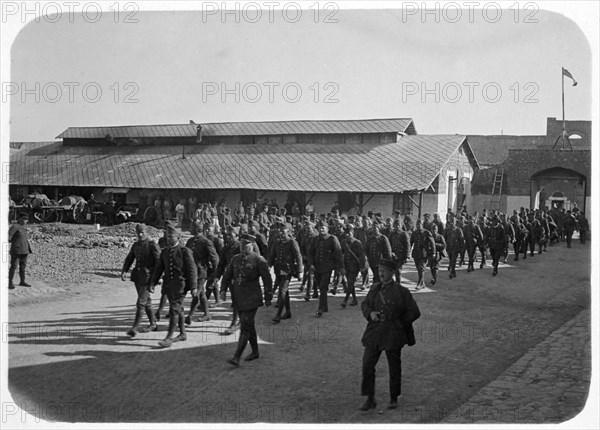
562, 67, 578, 86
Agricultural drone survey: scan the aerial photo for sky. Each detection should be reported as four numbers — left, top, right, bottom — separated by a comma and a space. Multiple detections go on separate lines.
2, 1, 597, 142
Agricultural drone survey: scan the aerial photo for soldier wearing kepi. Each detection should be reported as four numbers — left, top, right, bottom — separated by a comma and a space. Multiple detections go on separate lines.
8, 213, 32, 290
340, 225, 368, 308
269, 223, 303, 323
389, 219, 410, 284
429, 224, 446, 285
486, 215, 506, 276
121, 223, 161, 336
308, 220, 344, 317
185, 221, 219, 324
223, 234, 273, 367
150, 221, 198, 347
359, 258, 421, 411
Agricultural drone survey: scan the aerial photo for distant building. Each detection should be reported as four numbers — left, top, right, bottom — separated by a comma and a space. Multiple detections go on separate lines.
469, 117, 591, 216
9, 118, 479, 221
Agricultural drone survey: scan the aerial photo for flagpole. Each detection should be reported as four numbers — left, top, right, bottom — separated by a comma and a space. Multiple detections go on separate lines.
561, 69, 565, 150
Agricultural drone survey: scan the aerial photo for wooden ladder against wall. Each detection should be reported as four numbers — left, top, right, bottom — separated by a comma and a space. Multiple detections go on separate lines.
490, 168, 504, 211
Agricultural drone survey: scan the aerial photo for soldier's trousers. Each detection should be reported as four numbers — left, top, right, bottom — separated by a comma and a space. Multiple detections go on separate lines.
188, 278, 209, 321
513, 241, 523, 259
166, 291, 186, 337
428, 257, 439, 280
9, 254, 28, 285
205, 270, 219, 302
477, 245, 487, 265
413, 258, 426, 284
361, 345, 402, 400
343, 268, 359, 300
566, 230, 574, 248
275, 273, 292, 316
371, 266, 381, 285
490, 247, 503, 270
315, 270, 333, 312
447, 250, 459, 274
393, 261, 404, 284
233, 307, 259, 358
529, 238, 536, 255
580, 231, 587, 244
133, 281, 155, 328
458, 248, 466, 264
301, 264, 316, 295
466, 246, 477, 267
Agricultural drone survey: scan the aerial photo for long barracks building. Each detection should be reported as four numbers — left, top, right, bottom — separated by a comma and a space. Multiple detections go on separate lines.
9, 118, 479, 219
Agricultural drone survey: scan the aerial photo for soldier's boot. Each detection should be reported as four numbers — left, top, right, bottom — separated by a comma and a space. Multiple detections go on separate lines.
18, 269, 31, 287
272, 300, 283, 322
341, 295, 349, 308
139, 307, 157, 332
349, 293, 358, 306
431, 269, 437, 285
281, 295, 292, 319
185, 296, 200, 325
198, 296, 211, 322
245, 330, 260, 361
175, 313, 187, 341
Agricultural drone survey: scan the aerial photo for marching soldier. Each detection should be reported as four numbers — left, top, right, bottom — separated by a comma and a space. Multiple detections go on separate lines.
365, 225, 393, 285
456, 216, 466, 266
513, 219, 529, 261
121, 223, 160, 336
204, 224, 224, 307
422, 213, 433, 232
249, 220, 269, 259
185, 221, 219, 324
340, 225, 367, 308
563, 210, 577, 248
359, 258, 421, 411
429, 224, 446, 285
8, 213, 32, 290
443, 215, 464, 279
432, 213, 445, 235
501, 213, 515, 263
223, 234, 273, 367
216, 227, 243, 335
477, 216, 489, 268
463, 215, 483, 271
389, 219, 410, 283
307, 220, 344, 317
150, 222, 198, 347
300, 220, 318, 301
269, 223, 303, 323
403, 211, 414, 233
486, 215, 506, 276
578, 213, 589, 244
410, 219, 435, 290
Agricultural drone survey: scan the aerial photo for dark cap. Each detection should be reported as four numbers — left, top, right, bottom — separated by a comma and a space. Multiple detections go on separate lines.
135, 223, 147, 233
163, 220, 177, 235
379, 258, 397, 271
240, 233, 256, 243
344, 224, 355, 233
316, 220, 328, 228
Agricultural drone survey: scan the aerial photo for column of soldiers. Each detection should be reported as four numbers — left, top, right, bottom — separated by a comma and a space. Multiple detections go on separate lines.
119, 204, 586, 358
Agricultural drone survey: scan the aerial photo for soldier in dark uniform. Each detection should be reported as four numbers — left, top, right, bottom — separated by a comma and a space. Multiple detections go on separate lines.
365, 225, 393, 285
512, 219, 529, 261
269, 223, 303, 323
150, 223, 198, 347
429, 224, 446, 285
410, 219, 435, 289
563, 210, 577, 248
501, 213, 515, 263
8, 213, 32, 290
307, 220, 344, 317
389, 219, 410, 284
456, 216, 466, 266
532, 218, 545, 255
432, 213, 445, 236
422, 213, 433, 233
185, 221, 219, 324
204, 223, 224, 307
403, 212, 414, 233
300, 221, 318, 300
121, 223, 160, 336
340, 225, 367, 308
477, 216, 489, 268
223, 234, 273, 367
249, 220, 269, 259
359, 258, 421, 411
463, 215, 483, 271
578, 213, 589, 244
443, 215, 464, 279
486, 215, 506, 276
216, 227, 243, 335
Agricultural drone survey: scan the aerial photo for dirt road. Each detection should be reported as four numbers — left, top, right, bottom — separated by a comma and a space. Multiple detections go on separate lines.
5, 240, 591, 424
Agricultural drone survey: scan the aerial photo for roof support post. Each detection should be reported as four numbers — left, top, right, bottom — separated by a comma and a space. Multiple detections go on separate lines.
583, 178, 587, 218
358, 193, 364, 215
418, 191, 423, 219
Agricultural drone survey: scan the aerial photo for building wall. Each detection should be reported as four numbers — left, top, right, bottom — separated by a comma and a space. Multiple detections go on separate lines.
545, 117, 591, 147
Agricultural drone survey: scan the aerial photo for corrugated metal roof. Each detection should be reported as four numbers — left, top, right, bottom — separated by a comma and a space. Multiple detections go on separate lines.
56, 118, 415, 139
10, 135, 472, 193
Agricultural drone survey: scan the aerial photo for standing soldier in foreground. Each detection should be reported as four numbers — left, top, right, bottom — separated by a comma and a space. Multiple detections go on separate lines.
486, 215, 506, 276
8, 213, 32, 290
340, 225, 368, 308
359, 259, 421, 411
308, 221, 344, 317
223, 234, 273, 367
150, 222, 198, 347
269, 223, 303, 323
121, 223, 161, 337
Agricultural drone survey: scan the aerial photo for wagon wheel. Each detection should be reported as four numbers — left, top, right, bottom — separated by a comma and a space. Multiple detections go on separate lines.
73, 201, 87, 224
144, 206, 159, 226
